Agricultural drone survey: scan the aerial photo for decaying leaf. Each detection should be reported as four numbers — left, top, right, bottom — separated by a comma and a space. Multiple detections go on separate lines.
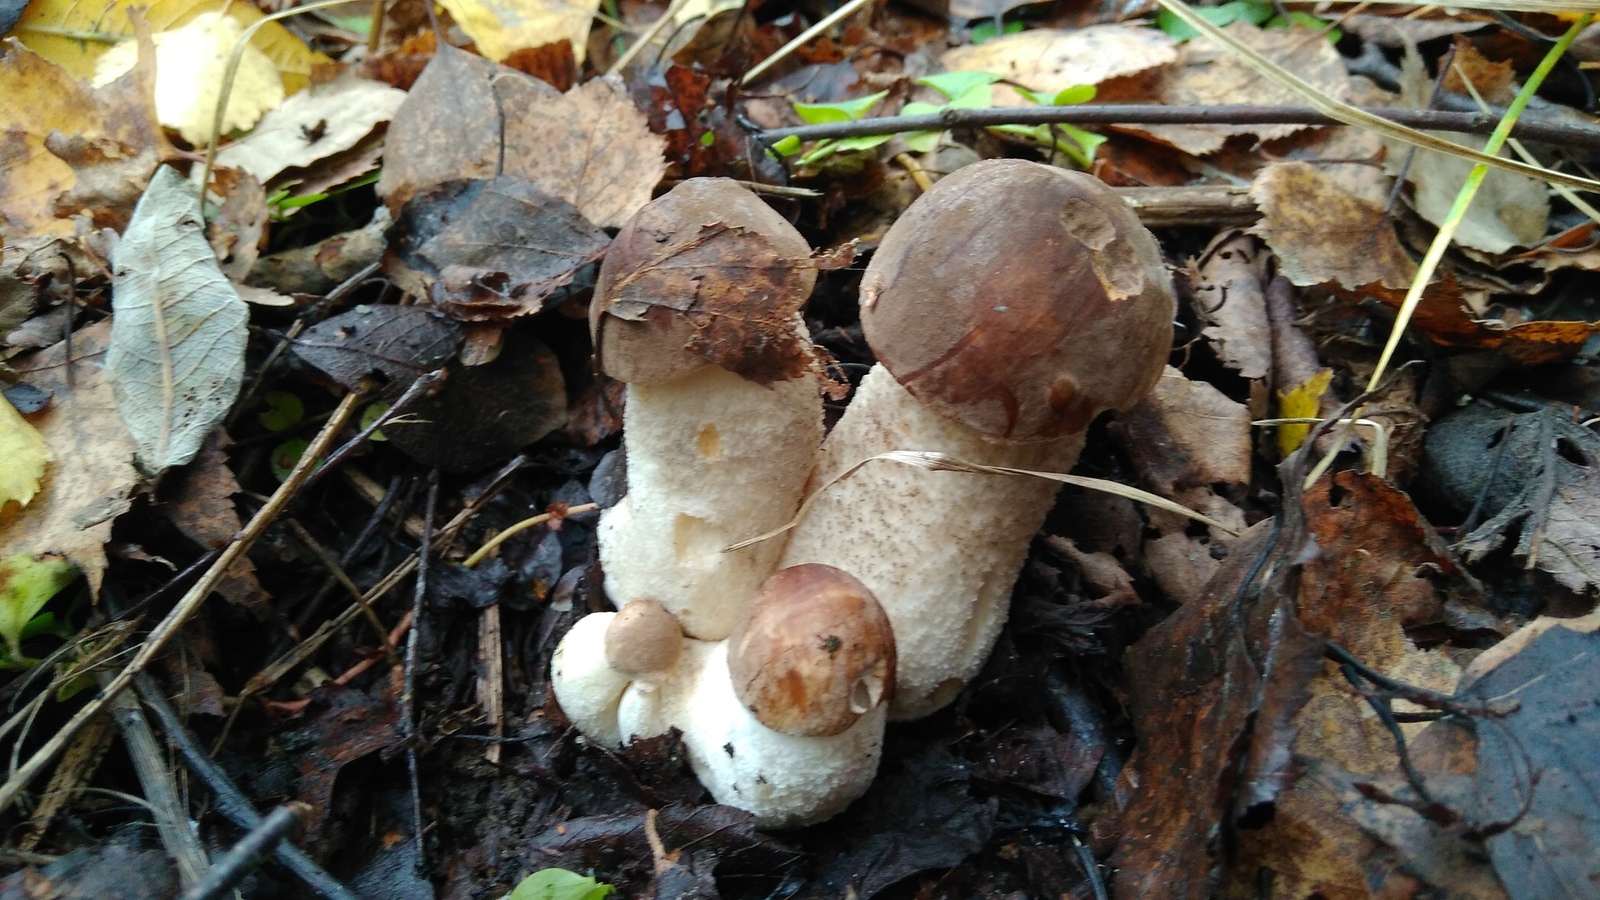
162, 432, 267, 611
435, 0, 601, 64
292, 304, 461, 391
108, 165, 249, 473
501, 76, 667, 229
942, 26, 1178, 106
0, 36, 172, 241
1123, 23, 1350, 156
0, 321, 140, 594
12, 0, 319, 93
0, 552, 78, 660
215, 76, 407, 185
1113, 367, 1252, 495
1190, 231, 1271, 380
93, 11, 284, 146
386, 176, 610, 321
0, 396, 50, 512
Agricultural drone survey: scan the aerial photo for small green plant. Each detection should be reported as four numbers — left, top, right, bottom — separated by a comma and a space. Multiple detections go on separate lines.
771, 90, 892, 167
970, 17, 1024, 43
504, 869, 614, 900
258, 390, 305, 432
0, 553, 79, 669
1156, 1, 1340, 43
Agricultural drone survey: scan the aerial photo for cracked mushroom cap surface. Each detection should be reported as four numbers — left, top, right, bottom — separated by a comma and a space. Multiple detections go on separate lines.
859, 159, 1176, 441
591, 178, 818, 386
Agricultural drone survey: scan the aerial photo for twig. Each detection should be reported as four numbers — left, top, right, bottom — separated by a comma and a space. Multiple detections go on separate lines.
404, 470, 439, 872
607, 0, 694, 75
134, 677, 357, 900
105, 674, 211, 888
740, 0, 873, 85
0, 390, 365, 815
758, 103, 1600, 148
181, 804, 308, 900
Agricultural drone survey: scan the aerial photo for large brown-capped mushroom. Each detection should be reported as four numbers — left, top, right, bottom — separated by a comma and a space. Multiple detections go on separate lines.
592, 179, 824, 640
550, 566, 895, 828
778, 159, 1176, 719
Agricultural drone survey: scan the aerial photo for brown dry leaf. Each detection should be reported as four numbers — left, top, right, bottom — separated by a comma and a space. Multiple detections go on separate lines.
1441, 36, 1516, 105
0, 36, 172, 241
501, 76, 667, 229
0, 321, 140, 594
1113, 367, 1252, 495
214, 76, 406, 186
1251, 162, 1600, 364
162, 432, 267, 611
940, 26, 1178, 107
1521, 221, 1600, 274
1190, 231, 1271, 380
1123, 23, 1349, 156
208, 171, 267, 282
1387, 46, 1546, 254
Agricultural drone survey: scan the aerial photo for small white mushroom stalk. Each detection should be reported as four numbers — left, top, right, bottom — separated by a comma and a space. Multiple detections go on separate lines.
778, 366, 1084, 719
599, 363, 821, 639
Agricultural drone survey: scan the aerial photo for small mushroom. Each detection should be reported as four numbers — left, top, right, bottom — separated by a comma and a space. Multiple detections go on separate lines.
550, 567, 894, 828
727, 564, 894, 737
592, 178, 824, 640
778, 160, 1176, 718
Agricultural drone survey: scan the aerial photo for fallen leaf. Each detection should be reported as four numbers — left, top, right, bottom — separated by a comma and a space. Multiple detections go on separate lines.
161, 431, 267, 611
1190, 231, 1272, 380
0, 36, 172, 241
1113, 366, 1252, 495
0, 396, 50, 512
247, 212, 389, 295
386, 176, 610, 321
207, 171, 266, 281
0, 320, 141, 594
292, 304, 461, 392
502, 41, 578, 92
108, 165, 249, 473
1387, 45, 1547, 254
501, 76, 666, 229
941, 26, 1178, 107
12, 0, 319, 93
1440, 37, 1515, 106
93, 11, 283, 147
629, 65, 785, 184
1123, 23, 1350, 156
0, 552, 77, 660
214, 76, 407, 185
435, 0, 601, 64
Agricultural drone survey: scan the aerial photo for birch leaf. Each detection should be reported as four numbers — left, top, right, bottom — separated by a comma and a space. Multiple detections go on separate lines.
108, 164, 248, 474
0, 396, 50, 512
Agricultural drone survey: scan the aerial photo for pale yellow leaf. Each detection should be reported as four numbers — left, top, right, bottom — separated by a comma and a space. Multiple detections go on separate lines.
94, 12, 284, 147
437, 0, 603, 64
0, 397, 50, 513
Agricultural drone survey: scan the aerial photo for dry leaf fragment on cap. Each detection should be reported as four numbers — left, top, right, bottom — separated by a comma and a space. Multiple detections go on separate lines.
94, 12, 285, 147
435, 0, 602, 64
109, 165, 249, 474
941, 26, 1178, 107
1121, 23, 1349, 156
215, 76, 406, 185
0, 321, 139, 595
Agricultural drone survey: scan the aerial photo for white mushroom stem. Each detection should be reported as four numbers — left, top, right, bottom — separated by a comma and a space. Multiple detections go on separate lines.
552, 613, 887, 829
598, 362, 822, 640
777, 365, 1084, 719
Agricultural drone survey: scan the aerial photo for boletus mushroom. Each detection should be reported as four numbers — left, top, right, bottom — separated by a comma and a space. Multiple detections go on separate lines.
778, 159, 1176, 718
550, 566, 895, 828
591, 179, 824, 640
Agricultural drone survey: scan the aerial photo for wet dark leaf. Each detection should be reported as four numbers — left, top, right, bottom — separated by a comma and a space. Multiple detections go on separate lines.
293, 304, 460, 391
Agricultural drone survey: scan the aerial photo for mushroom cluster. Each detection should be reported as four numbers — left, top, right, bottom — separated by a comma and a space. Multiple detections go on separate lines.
552, 160, 1176, 827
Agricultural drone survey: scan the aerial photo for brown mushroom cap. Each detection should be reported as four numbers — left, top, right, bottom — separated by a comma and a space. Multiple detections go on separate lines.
859, 159, 1176, 441
727, 564, 895, 737
604, 599, 684, 678
592, 178, 818, 386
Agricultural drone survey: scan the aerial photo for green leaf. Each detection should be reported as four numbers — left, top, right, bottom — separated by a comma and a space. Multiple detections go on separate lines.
771, 135, 802, 157
947, 83, 994, 109
1156, 1, 1271, 41
793, 90, 889, 125
900, 101, 944, 118
0, 553, 78, 661
270, 438, 310, 482
360, 402, 390, 442
1053, 84, 1096, 106
258, 391, 304, 432
699, 130, 716, 147
506, 869, 614, 900
1267, 11, 1340, 41
832, 134, 893, 153
916, 71, 1001, 102
903, 129, 942, 152
970, 19, 1024, 43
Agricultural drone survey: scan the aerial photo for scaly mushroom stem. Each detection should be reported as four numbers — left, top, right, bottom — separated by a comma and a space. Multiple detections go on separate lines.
598, 362, 822, 639
778, 366, 1085, 719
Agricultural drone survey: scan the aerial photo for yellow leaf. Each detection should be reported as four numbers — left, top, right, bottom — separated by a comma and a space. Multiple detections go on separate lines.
0, 396, 50, 513
94, 12, 284, 146
1276, 368, 1332, 457
436, 0, 602, 64
12, 0, 322, 93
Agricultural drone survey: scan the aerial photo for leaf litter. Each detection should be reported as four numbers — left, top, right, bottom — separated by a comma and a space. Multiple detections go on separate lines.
3, 0, 1600, 896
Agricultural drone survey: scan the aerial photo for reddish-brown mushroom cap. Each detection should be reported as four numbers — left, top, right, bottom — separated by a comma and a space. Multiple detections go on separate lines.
591, 178, 818, 386
727, 564, 895, 737
858, 159, 1176, 441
